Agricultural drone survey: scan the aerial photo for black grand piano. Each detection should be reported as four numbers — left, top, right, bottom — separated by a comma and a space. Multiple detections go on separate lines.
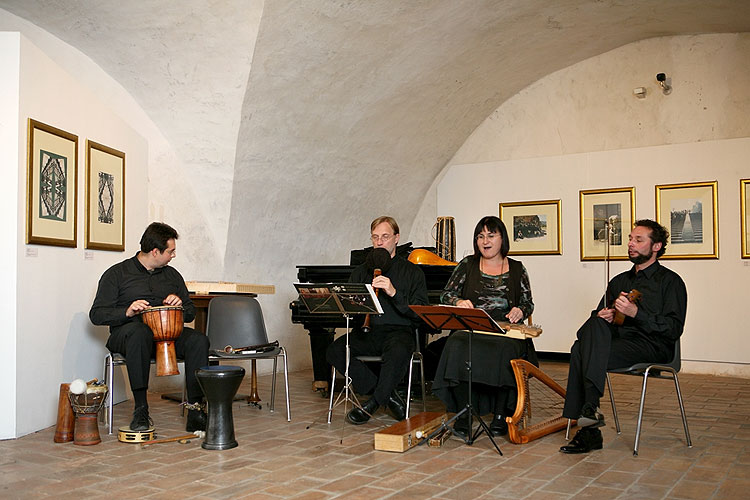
289, 244, 456, 387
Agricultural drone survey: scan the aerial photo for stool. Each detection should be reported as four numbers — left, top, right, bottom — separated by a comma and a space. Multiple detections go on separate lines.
196, 365, 245, 450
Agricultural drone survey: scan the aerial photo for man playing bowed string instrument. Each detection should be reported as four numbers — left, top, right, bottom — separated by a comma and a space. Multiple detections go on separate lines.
89, 222, 209, 433
560, 219, 687, 453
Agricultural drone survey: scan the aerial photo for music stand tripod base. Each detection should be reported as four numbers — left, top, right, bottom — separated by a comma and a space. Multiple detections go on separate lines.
410, 304, 505, 455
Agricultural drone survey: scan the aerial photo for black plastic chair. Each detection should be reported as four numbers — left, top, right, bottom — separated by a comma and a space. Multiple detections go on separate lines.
206, 295, 290, 421
606, 339, 692, 456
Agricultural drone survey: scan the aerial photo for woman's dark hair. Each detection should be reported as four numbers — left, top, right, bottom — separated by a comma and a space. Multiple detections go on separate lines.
472, 216, 510, 258
634, 219, 669, 258
140, 222, 179, 253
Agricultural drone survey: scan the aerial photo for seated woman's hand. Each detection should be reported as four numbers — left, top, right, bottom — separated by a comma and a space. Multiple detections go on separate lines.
506, 306, 523, 323
455, 299, 474, 308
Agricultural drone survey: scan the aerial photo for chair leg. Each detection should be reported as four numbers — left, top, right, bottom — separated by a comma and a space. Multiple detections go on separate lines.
105, 354, 114, 435
405, 354, 415, 417
327, 366, 337, 424
565, 419, 572, 440
606, 372, 621, 434
418, 354, 426, 413
672, 372, 692, 448
281, 348, 291, 422
270, 356, 278, 413
633, 371, 651, 456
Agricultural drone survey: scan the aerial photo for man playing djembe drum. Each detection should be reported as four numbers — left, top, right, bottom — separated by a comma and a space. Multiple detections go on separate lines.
90, 222, 209, 432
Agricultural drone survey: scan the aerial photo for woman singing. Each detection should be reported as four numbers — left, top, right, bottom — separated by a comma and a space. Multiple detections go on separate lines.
432, 216, 536, 438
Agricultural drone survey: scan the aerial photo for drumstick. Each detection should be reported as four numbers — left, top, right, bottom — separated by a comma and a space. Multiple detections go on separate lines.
140, 430, 205, 448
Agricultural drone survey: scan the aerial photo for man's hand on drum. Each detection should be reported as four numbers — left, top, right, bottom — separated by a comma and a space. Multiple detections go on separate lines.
163, 294, 182, 307
126, 299, 151, 317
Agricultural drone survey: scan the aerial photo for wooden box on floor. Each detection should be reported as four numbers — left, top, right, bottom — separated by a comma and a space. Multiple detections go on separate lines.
374, 412, 446, 452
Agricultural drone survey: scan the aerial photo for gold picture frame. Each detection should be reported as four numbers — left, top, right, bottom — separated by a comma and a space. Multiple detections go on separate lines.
742, 179, 749, 259
579, 187, 635, 261
656, 180, 718, 259
499, 199, 562, 255
26, 119, 78, 247
85, 140, 125, 251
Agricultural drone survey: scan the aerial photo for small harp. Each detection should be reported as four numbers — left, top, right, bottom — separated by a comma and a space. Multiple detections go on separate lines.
507, 359, 572, 444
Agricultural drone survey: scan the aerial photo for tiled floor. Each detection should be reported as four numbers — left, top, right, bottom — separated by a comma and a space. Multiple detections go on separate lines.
1, 361, 749, 499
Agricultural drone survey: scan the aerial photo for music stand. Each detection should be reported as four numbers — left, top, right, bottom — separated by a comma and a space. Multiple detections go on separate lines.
294, 283, 382, 425
410, 304, 505, 455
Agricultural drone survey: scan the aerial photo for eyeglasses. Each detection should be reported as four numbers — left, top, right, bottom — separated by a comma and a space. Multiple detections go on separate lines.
476, 232, 499, 241
371, 233, 394, 243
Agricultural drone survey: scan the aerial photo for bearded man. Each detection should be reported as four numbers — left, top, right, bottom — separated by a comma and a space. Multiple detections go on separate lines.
559, 219, 687, 454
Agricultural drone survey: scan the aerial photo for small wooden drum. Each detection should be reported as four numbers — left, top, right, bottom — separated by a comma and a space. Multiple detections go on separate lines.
141, 305, 183, 376
68, 384, 108, 446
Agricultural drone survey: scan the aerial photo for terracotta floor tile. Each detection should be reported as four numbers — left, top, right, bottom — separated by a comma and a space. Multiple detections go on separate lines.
2, 363, 749, 499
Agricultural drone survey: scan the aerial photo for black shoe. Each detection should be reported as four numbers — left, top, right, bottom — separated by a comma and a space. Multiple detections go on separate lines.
452, 414, 471, 440
489, 414, 508, 437
387, 393, 406, 421
130, 406, 152, 431
560, 427, 603, 454
346, 398, 379, 425
186, 409, 207, 432
577, 402, 605, 428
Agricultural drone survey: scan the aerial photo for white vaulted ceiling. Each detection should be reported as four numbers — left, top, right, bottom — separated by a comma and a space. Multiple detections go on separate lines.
2, 0, 749, 279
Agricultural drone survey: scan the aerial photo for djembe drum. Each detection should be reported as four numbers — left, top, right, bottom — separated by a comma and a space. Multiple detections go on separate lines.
196, 365, 246, 450
140, 305, 183, 376
68, 383, 108, 446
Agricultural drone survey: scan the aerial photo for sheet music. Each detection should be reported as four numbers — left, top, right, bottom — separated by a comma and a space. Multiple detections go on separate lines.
294, 283, 383, 315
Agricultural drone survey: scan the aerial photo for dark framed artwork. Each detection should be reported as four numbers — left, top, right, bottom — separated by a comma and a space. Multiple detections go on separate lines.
85, 140, 125, 251
579, 187, 635, 261
26, 119, 78, 247
656, 181, 718, 259
499, 199, 562, 255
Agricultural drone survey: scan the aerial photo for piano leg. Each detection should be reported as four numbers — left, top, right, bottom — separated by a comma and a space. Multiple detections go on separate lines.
309, 328, 335, 397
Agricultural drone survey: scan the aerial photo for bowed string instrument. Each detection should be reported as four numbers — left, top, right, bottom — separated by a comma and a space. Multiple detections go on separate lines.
602, 215, 641, 326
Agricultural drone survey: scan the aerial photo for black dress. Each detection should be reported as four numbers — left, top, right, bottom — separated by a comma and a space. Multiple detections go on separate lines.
431, 256, 537, 415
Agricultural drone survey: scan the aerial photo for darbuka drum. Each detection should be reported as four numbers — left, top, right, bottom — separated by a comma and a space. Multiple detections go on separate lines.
68, 384, 108, 446
141, 305, 183, 376
196, 366, 245, 450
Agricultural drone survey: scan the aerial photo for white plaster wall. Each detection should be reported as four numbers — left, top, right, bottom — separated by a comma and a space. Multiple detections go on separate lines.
0, 33, 21, 440
427, 34, 750, 377
0, 6, 263, 281
439, 139, 750, 375
9, 35, 149, 438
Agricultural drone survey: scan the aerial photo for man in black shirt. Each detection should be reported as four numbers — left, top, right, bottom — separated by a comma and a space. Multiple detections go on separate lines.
326, 216, 428, 424
560, 219, 687, 453
90, 222, 209, 432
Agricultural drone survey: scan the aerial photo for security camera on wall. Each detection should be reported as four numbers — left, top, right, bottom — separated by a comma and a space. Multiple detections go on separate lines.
656, 73, 672, 95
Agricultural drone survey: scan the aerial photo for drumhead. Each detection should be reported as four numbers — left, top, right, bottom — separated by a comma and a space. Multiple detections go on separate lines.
140, 305, 183, 313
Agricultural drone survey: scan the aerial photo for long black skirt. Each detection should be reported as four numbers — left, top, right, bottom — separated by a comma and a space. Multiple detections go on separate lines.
431, 330, 537, 415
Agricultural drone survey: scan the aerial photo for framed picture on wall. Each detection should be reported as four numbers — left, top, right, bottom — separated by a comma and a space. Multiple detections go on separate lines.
656, 180, 718, 259
499, 199, 562, 255
579, 187, 635, 261
742, 179, 749, 259
26, 119, 78, 247
85, 140, 125, 251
